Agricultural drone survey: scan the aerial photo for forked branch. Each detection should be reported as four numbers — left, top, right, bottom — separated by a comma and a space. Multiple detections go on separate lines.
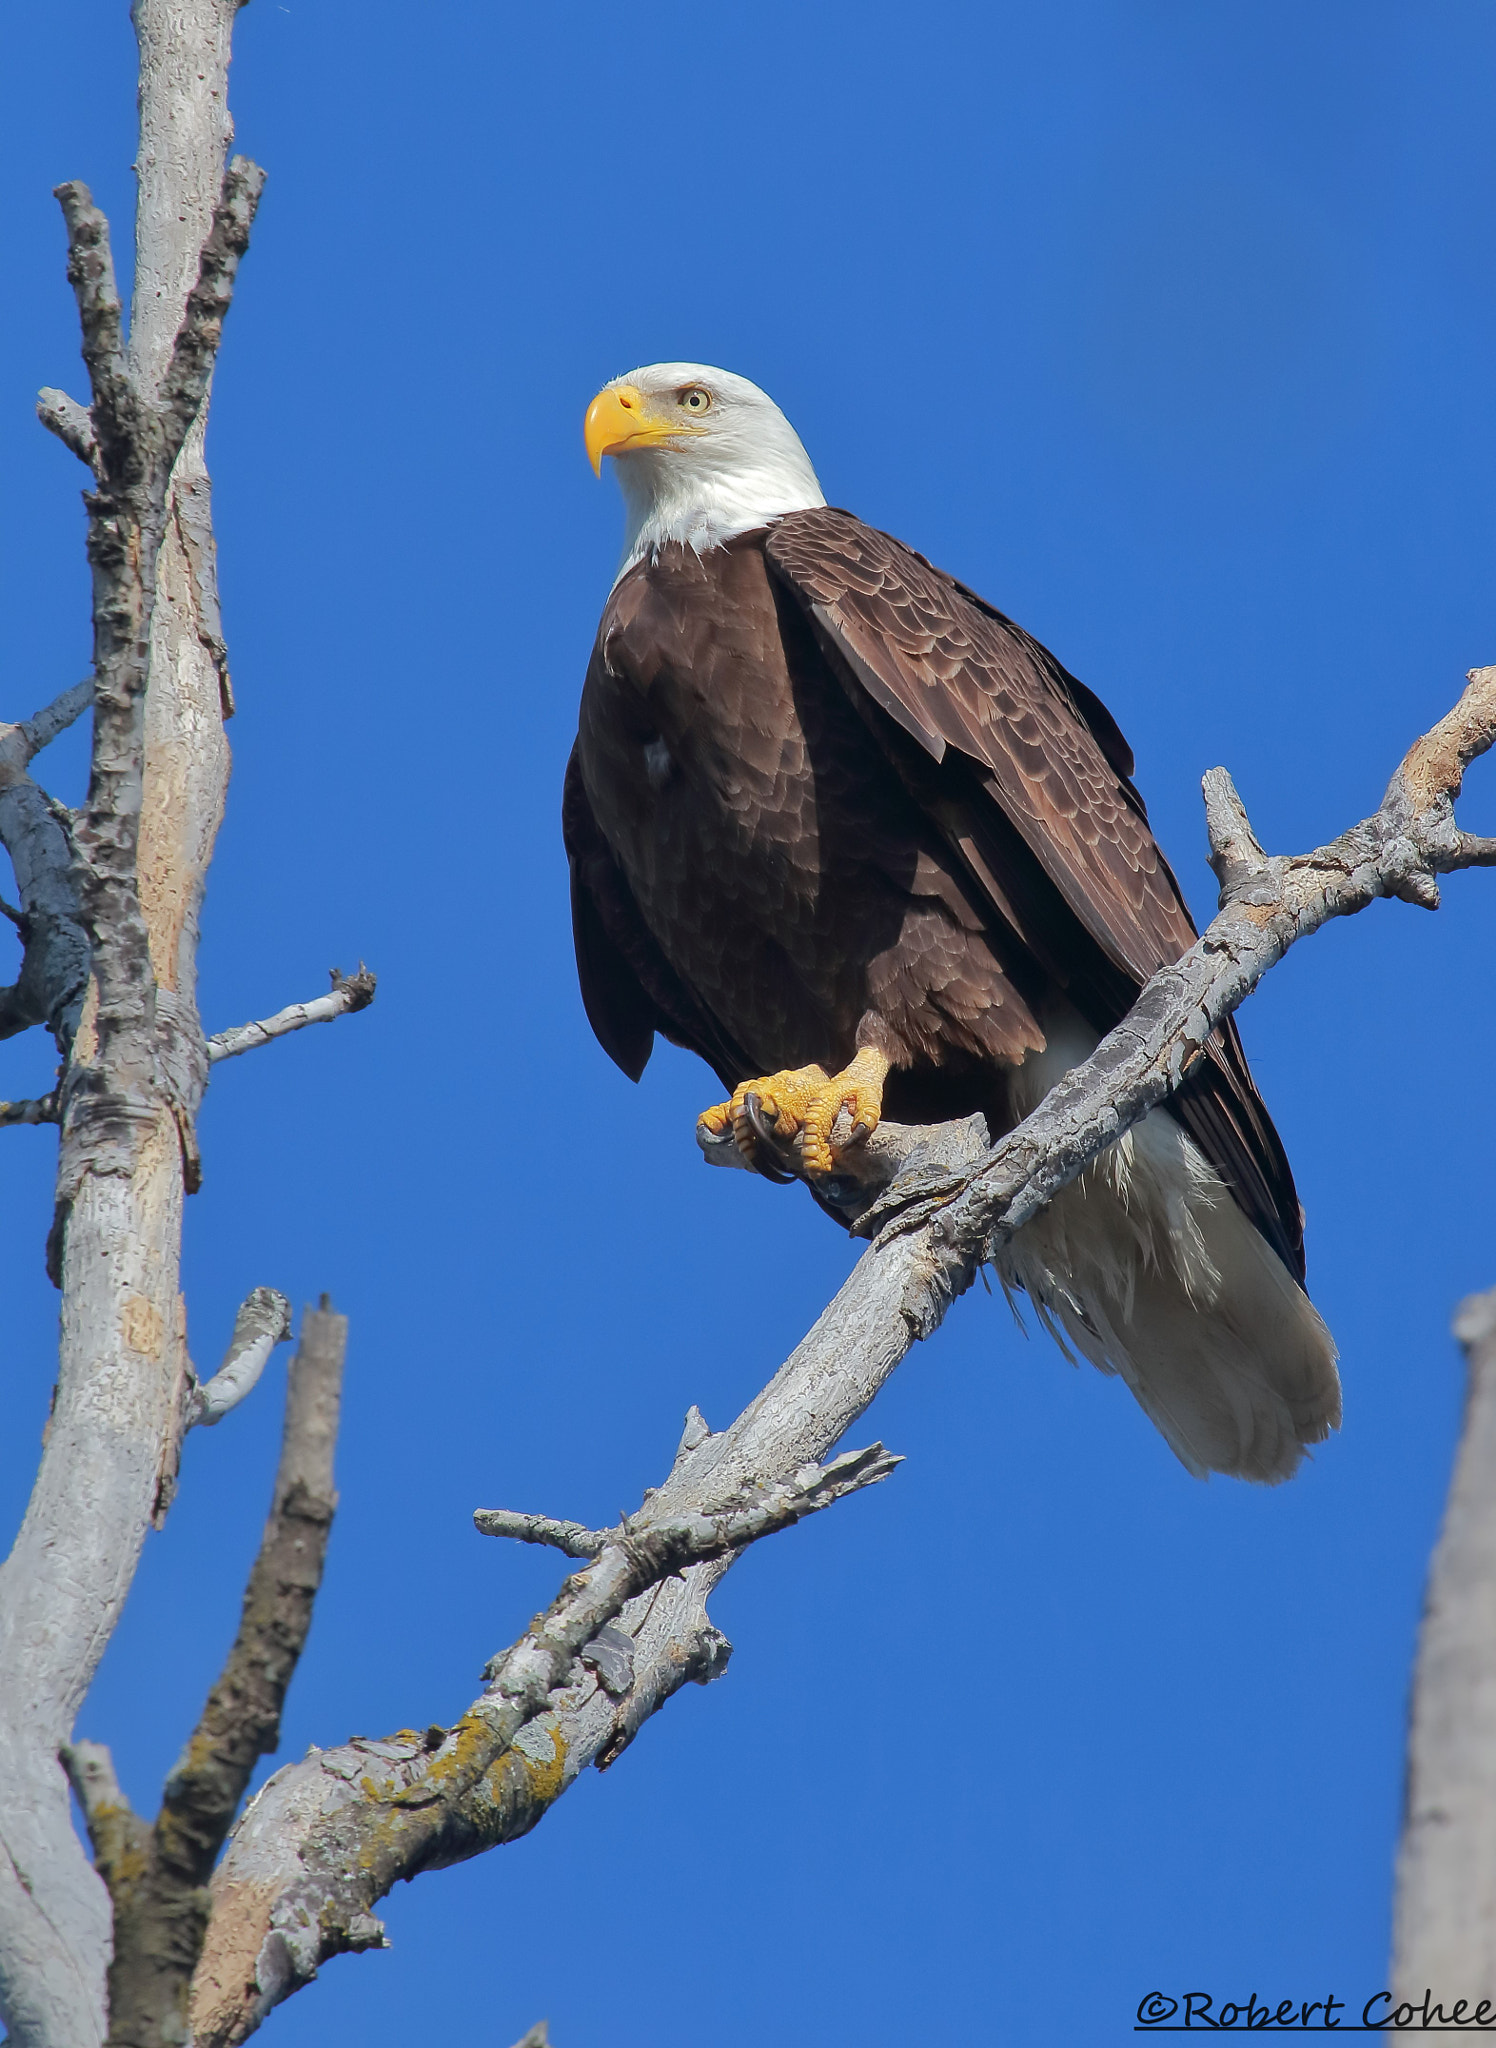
69, 1303, 346, 2048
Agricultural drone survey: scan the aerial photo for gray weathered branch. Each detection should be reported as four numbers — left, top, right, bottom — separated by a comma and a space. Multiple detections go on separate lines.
473, 1510, 609, 1559
206, 968, 377, 1066
189, 1438, 896, 2044
0, 680, 94, 1053
1392, 1286, 1496, 1998
192, 666, 1496, 2044
0, 1094, 61, 1128
71, 1303, 345, 2048
37, 389, 100, 471
189, 1288, 293, 1427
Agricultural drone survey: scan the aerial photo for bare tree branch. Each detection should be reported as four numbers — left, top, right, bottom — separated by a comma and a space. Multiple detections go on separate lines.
69, 1304, 346, 2048
156, 159, 266, 461
191, 666, 1496, 2043
37, 389, 100, 471
188, 1288, 293, 1427
52, 184, 137, 484
0, 1095, 60, 1128
1392, 1286, 1496, 1996
4, 680, 94, 768
206, 968, 377, 1066
473, 1511, 610, 1559
60, 1745, 151, 1909
189, 1438, 897, 2044
0, 681, 94, 1053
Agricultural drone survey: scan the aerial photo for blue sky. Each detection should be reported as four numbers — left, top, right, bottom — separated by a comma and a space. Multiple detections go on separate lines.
3, 3, 1496, 2042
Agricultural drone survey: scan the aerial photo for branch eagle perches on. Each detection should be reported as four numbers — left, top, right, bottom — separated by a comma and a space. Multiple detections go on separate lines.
186, 671, 1496, 2045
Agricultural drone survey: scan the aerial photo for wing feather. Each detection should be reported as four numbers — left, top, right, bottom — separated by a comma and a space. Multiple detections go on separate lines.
562, 744, 748, 1089
764, 508, 1307, 1281
769, 510, 1192, 986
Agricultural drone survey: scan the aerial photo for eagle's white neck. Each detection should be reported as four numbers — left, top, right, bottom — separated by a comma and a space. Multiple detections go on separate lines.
610, 421, 825, 585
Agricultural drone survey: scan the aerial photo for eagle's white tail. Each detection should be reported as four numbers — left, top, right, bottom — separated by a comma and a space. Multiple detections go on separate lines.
996, 1023, 1341, 1483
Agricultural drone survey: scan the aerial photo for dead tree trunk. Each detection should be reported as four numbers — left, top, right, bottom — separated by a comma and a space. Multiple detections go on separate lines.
1393, 1289, 1496, 2003
0, 9, 371, 2044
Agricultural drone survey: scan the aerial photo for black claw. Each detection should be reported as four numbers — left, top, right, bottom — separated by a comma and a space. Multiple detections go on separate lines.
743, 1093, 779, 1148
737, 1093, 796, 1183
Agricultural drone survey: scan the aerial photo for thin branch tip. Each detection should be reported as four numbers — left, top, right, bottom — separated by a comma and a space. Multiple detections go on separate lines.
36, 388, 98, 469
207, 966, 377, 1064
473, 1510, 607, 1559
1454, 1289, 1496, 1355
190, 1286, 293, 1427
1202, 766, 1270, 899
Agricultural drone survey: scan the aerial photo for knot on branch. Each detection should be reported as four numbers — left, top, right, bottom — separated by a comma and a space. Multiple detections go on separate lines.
330, 962, 377, 1011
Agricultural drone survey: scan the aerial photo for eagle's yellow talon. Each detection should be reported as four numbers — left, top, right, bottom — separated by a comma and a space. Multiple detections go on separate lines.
700, 1051, 890, 1177
698, 1100, 733, 1140
728, 1064, 827, 1160
797, 1047, 889, 1176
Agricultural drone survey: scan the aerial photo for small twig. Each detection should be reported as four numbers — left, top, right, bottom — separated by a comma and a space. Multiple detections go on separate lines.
36, 389, 98, 472
60, 1741, 150, 1898
0, 1095, 60, 1129
207, 966, 377, 1065
189, 1287, 293, 1427
473, 1511, 607, 1558
8, 679, 94, 767
1202, 765, 1271, 901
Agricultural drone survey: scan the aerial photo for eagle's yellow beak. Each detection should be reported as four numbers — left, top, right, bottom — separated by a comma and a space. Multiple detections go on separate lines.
585, 384, 698, 474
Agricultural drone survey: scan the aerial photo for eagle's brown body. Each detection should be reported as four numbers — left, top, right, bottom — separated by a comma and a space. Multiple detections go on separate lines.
566, 502, 1339, 1480
567, 508, 1302, 1271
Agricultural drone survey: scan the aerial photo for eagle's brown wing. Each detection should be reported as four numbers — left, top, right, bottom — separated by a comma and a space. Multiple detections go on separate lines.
763, 507, 1307, 1282
562, 742, 750, 1091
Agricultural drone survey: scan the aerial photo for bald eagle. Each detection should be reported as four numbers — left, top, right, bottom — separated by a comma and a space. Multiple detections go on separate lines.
565, 363, 1339, 1483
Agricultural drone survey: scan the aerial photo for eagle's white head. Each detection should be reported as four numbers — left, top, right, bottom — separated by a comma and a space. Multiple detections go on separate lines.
585, 362, 826, 583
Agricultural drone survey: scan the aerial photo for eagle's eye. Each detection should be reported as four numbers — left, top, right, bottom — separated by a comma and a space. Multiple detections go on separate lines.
677, 387, 712, 414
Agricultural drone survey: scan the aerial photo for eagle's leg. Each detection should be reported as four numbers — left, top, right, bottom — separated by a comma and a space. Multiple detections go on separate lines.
797, 1046, 890, 1177
697, 1064, 831, 1167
